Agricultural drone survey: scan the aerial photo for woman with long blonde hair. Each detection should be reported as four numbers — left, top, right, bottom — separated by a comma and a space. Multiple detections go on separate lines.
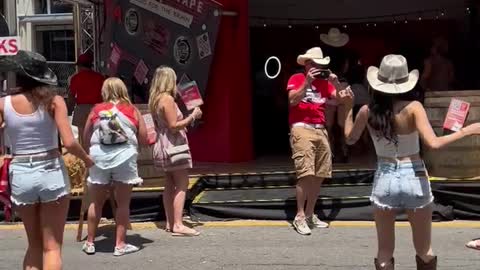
82, 77, 148, 256
149, 66, 202, 236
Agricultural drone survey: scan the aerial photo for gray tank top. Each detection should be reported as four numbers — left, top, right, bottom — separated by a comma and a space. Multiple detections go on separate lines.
3, 95, 58, 155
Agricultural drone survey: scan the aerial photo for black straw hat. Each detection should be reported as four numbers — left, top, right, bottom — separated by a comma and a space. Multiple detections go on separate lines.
0, 50, 57, 85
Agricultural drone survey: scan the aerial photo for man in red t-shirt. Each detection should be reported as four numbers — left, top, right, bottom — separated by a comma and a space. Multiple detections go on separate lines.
68, 52, 105, 144
287, 47, 351, 235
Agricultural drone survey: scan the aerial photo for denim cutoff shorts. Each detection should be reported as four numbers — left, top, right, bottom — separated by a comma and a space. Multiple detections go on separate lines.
370, 160, 434, 210
88, 154, 143, 186
9, 157, 70, 205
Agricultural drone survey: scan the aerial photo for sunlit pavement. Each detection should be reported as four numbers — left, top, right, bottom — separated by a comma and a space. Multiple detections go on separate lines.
1, 223, 479, 270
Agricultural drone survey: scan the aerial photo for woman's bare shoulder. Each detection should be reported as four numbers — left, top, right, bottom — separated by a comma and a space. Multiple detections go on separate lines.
356, 104, 369, 118
359, 104, 369, 113
159, 94, 174, 102
53, 94, 65, 102
404, 100, 423, 111
158, 94, 175, 108
52, 95, 67, 106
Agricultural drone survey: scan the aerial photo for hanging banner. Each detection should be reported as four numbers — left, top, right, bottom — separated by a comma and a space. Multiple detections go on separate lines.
0, 36, 20, 56
100, 0, 223, 106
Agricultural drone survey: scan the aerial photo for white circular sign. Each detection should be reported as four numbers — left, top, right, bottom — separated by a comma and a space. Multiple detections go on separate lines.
264, 56, 281, 79
125, 9, 140, 35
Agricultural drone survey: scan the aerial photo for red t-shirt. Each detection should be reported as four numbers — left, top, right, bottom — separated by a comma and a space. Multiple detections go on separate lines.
90, 103, 139, 128
286, 73, 336, 125
70, 70, 105, 105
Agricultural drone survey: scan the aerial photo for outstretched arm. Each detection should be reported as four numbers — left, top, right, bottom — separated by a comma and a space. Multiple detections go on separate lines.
343, 103, 369, 145
412, 101, 478, 149
53, 96, 94, 167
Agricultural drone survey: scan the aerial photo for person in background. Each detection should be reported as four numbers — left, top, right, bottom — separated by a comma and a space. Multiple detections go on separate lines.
345, 53, 369, 117
82, 77, 147, 256
149, 66, 202, 237
287, 47, 350, 235
321, 28, 350, 163
341, 54, 480, 270
344, 53, 371, 158
0, 50, 93, 270
68, 52, 105, 144
420, 37, 454, 92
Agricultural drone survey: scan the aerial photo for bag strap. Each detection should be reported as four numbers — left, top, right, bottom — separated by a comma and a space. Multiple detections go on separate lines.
58, 133, 63, 154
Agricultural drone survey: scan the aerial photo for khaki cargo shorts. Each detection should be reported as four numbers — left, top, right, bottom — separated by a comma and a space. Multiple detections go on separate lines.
72, 104, 94, 143
290, 126, 332, 179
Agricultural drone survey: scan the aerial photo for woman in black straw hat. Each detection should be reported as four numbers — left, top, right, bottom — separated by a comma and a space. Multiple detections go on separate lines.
0, 50, 94, 270
339, 54, 480, 270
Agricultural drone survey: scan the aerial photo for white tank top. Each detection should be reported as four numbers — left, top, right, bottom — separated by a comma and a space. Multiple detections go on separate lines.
3, 95, 58, 155
368, 126, 420, 158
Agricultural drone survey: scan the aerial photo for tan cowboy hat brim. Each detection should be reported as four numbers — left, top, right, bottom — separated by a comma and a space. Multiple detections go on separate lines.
366, 66, 419, 94
297, 54, 331, 66
320, 33, 349, 47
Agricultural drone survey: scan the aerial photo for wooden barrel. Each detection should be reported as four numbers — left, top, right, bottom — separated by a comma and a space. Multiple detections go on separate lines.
423, 90, 480, 178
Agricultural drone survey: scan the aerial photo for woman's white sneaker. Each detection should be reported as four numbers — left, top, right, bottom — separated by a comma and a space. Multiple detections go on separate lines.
113, 243, 140, 256
82, 242, 95, 255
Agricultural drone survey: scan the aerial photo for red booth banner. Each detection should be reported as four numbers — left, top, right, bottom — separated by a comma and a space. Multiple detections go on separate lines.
101, 0, 223, 100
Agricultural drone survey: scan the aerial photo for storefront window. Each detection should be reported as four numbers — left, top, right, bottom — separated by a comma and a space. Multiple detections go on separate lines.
35, 26, 75, 61
35, 0, 73, 14
35, 25, 76, 93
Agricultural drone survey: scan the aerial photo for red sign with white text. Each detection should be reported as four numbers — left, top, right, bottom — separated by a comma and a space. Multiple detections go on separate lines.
443, 98, 470, 132
142, 113, 157, 145
0, 37, 19, 56
178, 81, 203, 110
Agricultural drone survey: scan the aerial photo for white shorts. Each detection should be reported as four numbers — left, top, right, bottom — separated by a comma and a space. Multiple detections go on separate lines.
88, 155, 143, 185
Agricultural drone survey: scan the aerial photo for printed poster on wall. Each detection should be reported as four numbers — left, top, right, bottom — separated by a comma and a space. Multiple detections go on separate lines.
100, 0, 223, 108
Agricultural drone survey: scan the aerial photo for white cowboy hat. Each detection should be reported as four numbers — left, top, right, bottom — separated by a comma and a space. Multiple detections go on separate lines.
366, 54, 419, 94
320, 28, 349, 48
297, 47, 330, 66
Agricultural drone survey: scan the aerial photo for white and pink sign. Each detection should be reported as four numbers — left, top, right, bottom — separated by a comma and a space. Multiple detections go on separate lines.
443, 98, 470, 132
0, 36, 19, 56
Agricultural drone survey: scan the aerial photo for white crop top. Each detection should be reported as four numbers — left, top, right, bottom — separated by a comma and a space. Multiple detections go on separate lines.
3, 95, 58, 155
368, 126, 420, 158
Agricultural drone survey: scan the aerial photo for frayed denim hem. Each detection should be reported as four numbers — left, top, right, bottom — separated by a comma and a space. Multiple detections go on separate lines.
87, 177, 144, 186
11, 190, 70, 206
370, 197, 434, 211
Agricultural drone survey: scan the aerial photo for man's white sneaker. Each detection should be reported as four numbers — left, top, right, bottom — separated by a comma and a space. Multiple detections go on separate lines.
293, 218, 312, 235
306, 214, 329, 229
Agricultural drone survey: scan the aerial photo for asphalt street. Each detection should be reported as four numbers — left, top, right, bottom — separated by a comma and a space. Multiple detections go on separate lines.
1, 225, 479, 270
